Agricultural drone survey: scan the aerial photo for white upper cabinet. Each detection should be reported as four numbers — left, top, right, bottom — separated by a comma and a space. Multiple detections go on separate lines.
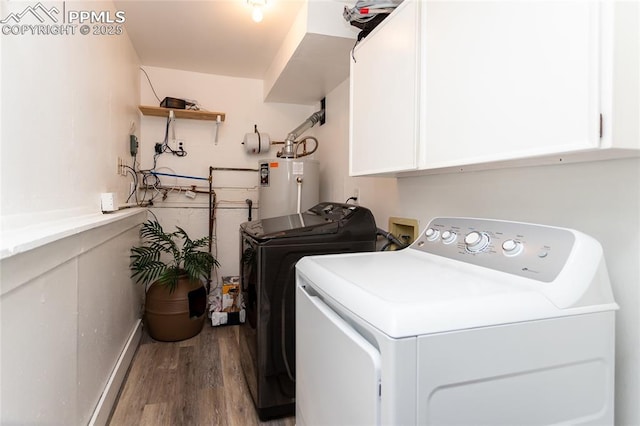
349, 1, 638, 176
350, 1, 420, 175
421, 0, 602, 169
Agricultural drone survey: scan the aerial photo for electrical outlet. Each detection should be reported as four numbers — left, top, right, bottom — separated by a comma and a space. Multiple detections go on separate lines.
117, 157, 128, 176
119, 157, 131, 176
353, 188, 360, 205
165, 139, 186, 155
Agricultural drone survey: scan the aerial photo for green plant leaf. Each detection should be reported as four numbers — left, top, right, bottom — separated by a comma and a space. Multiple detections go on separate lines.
157, 267, 183, 293
130, 246, 160, 264
184, 250, 217, 282
140, 220, 177, 254
130, 260, 167, 286
130, 220, 219, 292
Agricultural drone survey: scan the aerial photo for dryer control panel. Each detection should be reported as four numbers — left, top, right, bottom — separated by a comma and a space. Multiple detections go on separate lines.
411, 217, 577, 283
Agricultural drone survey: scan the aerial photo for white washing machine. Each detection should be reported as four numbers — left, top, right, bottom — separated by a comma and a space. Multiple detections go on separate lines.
295, 217, 618, 426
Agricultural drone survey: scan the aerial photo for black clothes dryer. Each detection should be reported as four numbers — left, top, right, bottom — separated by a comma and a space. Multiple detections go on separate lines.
238, 202, 377, 420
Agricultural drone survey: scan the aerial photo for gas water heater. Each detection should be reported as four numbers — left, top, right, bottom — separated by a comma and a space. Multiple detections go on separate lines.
257, 110, 323, 219
258, 158, 319, 219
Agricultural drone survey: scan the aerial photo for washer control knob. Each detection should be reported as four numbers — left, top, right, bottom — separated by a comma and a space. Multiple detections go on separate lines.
425, 228, 440, 241
502, 239, 523, 256
441, 230, 457, 244
464, 231, 490, 253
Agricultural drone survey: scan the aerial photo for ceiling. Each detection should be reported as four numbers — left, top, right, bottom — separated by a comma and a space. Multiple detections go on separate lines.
114, 0, 306, 80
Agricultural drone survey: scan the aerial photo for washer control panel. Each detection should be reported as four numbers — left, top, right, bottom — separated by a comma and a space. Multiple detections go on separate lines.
411, 217, 576, 282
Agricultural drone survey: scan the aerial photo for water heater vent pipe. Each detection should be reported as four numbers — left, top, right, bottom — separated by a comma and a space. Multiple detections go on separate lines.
280, 109, 324, 158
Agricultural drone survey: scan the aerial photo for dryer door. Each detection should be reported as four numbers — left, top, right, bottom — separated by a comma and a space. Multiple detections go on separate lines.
296, 284, 381, 426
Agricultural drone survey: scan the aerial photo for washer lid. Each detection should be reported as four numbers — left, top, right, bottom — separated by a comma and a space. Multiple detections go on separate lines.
296, 248, 618, 338
242, 212, 338, 240
240, 202, 375, 241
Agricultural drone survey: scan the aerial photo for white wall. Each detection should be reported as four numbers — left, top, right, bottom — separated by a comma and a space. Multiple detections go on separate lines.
1, 2, 140, 223
0, 1, 144, 423
313, 78, 398, 227
316, 75, 640, 426
137, 66, 317, 281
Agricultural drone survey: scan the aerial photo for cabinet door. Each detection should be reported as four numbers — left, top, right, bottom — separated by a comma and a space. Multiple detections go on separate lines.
349, 1, 420, 176
296, 285, 381, 425
421, 1, 603, 169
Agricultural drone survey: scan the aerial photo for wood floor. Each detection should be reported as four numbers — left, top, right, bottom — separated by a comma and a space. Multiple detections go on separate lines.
108, 324, 295, 426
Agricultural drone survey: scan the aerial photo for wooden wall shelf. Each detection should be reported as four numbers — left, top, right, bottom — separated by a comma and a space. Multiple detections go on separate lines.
138, 106, 226, 122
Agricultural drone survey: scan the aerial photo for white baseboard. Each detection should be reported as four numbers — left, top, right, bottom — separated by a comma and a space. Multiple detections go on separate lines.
88, 319, 143, 426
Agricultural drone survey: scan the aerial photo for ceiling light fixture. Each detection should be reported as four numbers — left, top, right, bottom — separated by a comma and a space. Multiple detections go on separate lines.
247, 0, 267, 23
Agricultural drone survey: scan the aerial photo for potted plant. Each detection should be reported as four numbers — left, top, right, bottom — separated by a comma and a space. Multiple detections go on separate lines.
130, 219, 219, 341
